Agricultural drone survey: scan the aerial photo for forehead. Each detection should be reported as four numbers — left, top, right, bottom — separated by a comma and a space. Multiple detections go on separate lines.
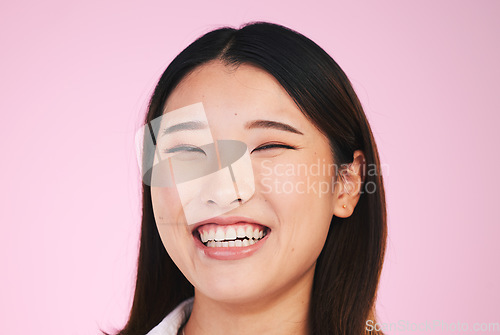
163, 61, 300, 121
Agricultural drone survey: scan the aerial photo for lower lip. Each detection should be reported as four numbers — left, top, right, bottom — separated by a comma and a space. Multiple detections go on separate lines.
193, 232, 270, 261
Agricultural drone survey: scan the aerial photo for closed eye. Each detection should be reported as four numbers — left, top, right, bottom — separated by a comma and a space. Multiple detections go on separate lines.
164, 145, 206, 155
251, 143, 297, 153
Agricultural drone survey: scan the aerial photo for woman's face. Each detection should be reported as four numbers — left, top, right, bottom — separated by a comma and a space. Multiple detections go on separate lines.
150, 61, 341, 304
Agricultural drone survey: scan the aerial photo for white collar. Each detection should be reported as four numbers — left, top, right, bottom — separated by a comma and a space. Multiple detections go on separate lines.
146, 297, 194, 335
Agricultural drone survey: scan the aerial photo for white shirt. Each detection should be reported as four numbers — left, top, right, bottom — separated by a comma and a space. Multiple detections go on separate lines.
146, 297, 194, 335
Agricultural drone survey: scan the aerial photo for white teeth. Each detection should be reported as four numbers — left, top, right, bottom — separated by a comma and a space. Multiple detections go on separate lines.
199, 225, 268, 247
201, 231, 208, 243
208, 229, 215, 241
225, 227, 237, 240
245, 226, 253, 239
214, 228, 225, 241
237, 227, 246, 238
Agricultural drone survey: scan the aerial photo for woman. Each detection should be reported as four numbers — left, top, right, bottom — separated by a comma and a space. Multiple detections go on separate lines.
118, 22, 386, 335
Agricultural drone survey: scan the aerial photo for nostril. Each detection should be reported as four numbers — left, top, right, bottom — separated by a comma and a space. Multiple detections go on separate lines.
205, 196, 243, 207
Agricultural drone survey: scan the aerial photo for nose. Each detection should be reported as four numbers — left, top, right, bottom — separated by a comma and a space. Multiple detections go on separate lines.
201, 164, 254, 209
203, 168, 240, 207
200, 140, 255, 209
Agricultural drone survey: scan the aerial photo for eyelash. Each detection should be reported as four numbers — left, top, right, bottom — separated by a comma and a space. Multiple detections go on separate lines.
251, 143, 297, 153
164, 145, 204, 154
164, 143, 297, 154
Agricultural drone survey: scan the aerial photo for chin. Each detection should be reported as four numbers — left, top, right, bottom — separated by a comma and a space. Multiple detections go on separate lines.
196, 273, 271, 304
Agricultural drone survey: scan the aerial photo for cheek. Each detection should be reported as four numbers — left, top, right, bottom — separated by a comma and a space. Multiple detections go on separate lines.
255, 158, 334, 247
151, 186, 186, 225
151, 186, 191, 251
151, 188, 193, 269
254, 157, 336, 211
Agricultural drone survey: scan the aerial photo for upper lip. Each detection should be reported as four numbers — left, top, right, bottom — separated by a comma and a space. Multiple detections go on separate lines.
190, 215, 269, 233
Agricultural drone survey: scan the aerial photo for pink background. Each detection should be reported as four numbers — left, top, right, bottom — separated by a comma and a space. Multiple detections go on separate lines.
1, 1, 499, 334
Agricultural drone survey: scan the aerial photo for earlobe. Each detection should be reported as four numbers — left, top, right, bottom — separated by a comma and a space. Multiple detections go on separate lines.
332, 150, 365, 218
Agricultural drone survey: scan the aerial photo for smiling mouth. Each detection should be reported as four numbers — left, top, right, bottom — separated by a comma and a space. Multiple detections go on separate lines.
194, 223, 270, 248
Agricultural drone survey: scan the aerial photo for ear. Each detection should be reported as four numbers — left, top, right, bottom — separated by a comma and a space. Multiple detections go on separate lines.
332, 150, 365, 218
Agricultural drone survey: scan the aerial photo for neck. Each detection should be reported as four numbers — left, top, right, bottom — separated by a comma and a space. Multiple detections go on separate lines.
184, 266, 315, 335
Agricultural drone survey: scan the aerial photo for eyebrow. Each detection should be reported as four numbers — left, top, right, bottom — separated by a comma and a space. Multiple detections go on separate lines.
244, 120, 304, 135
162, 120, 208, 135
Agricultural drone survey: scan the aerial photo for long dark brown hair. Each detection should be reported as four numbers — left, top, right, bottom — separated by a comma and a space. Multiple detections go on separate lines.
112, 22, 387, 335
